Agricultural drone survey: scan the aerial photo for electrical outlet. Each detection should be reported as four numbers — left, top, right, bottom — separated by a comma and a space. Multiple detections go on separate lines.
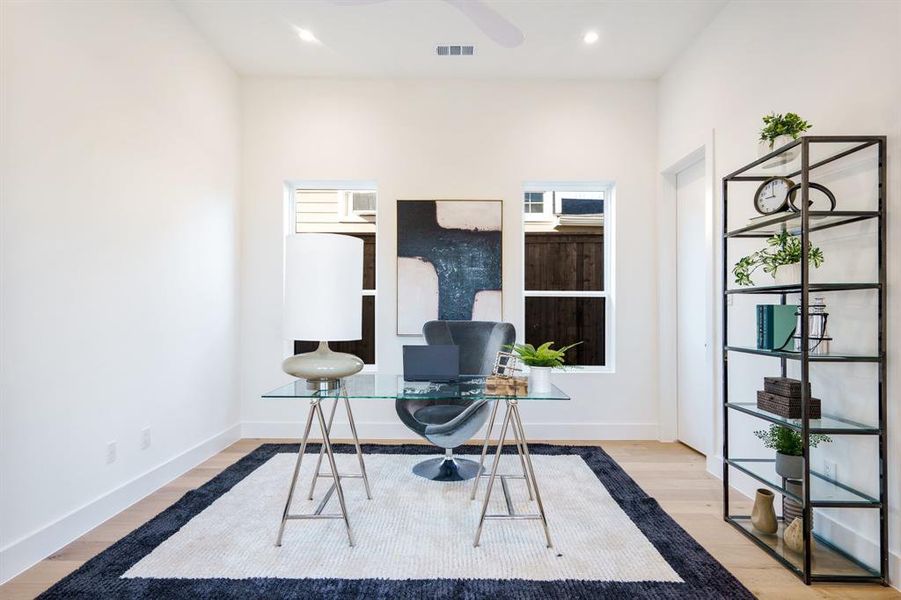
823, 459, 837, 481
141, 427, 151, 450
726, 294, 734, 306
106, 441, 117, 464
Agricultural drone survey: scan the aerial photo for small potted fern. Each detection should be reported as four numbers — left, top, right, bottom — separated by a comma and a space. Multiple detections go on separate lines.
754, 424, 831, 479
758, 112, 812, 164
506, 341, 581, 394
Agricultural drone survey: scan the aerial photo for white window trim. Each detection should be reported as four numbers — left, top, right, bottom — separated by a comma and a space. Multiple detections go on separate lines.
521, 181, 615, 373
284, 179, 379, 368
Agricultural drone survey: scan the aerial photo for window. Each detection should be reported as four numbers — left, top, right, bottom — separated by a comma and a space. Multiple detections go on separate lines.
523, 191, 553, 221
522, 184, 612, 367
348, 191, 377, 215
292, 185, 377, 365
554, 190, 605, 215
524, 191, 544, 213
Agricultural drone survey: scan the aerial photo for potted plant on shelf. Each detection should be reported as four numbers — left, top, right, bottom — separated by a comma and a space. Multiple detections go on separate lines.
506, 341, 581, 394
733, 231, 825, 286
758, 112, 812, 163
754, 424, 831, 480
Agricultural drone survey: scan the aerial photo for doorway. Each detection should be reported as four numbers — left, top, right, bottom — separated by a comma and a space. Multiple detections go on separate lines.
674, 158, 711, 454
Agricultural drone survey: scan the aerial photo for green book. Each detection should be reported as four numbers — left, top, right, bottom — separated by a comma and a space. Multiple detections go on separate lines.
756, 304, 798, 351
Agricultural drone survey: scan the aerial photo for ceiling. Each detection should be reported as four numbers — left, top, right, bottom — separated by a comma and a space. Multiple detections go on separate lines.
175, 0, 726, 79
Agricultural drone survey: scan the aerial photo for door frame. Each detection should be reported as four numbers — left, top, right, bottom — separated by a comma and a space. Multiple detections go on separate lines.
657, 131, 717, 457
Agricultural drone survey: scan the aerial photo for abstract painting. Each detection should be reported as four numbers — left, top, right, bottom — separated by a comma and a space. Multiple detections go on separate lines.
397, 200, 502, 335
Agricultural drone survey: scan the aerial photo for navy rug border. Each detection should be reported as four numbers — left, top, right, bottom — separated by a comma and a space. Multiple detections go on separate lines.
38, 443, 754, 599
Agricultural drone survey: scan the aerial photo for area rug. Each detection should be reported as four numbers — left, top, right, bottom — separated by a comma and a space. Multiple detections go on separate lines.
39, 444, 754, 599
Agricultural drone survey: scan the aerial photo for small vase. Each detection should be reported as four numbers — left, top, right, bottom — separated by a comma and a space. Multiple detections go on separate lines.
773, 262, 801, 286
783, 517, 814, 553
528, 366, 552, 394
751, 488, 778, 534
775, 452, 804, 480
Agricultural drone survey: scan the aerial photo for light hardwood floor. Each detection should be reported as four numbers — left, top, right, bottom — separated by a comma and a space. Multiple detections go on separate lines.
1, 439, 897, 599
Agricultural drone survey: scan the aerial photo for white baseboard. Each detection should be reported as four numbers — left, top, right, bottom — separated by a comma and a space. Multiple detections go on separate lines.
241, 420, 659, 441
894, 553, 900, 591
706, 453, 724, 480
0, 423, 242, 585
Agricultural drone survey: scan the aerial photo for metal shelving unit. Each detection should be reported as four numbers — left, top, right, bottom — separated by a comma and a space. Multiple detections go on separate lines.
721, 136, 887, 585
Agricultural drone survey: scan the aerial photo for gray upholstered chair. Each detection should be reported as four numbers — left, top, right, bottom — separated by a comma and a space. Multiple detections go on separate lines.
396, 320, 516, 481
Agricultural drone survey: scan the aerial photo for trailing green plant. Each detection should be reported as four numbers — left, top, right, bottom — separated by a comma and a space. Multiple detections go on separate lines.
759, 112, 812, 148
505, 341, 581, 368
754, 424, 831, 456
732, 231, 825, 286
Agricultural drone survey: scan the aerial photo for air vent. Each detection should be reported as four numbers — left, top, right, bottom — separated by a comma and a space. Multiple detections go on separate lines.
436, 45, 474, 56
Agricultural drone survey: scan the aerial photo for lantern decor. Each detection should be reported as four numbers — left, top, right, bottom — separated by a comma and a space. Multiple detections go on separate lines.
793, 296, 832, 356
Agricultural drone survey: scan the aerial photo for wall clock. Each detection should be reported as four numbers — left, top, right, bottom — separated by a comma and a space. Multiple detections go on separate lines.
753, 177, 794, 215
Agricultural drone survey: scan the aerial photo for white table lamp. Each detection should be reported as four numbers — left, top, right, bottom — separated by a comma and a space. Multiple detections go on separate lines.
282, 233, 364, 387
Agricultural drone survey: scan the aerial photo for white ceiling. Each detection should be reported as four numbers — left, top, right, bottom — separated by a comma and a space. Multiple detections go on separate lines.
175, 0, 727, 79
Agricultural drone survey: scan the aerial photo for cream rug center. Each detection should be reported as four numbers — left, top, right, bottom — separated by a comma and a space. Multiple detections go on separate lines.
124, 452, 682, 582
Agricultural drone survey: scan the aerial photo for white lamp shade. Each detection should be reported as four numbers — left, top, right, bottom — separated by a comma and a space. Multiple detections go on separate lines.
283, 233, 363, 341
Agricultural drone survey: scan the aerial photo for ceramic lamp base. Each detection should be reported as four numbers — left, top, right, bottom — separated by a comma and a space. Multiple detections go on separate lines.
282, 341, 363, 387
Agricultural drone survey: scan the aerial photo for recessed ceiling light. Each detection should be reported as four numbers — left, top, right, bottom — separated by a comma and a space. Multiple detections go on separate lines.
296, 28, 319, 44
583, 31, 599, 45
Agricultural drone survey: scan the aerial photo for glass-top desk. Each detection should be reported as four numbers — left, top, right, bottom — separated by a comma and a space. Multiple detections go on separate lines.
263, 374, 569, 549
262, 374, 570, 401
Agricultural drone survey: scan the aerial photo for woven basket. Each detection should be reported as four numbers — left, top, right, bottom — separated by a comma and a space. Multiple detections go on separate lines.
764, 377, 811, 399
757, 390, 821, 419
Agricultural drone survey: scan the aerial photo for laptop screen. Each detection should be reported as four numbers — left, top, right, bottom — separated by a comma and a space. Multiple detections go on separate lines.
403, 345, 460, 382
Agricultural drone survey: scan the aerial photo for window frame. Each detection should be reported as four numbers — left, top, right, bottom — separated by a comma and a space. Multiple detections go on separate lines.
523, 191, 554, 221
341, 190, 378, 220
521, 181, 615, 372
284, 180, 379, 370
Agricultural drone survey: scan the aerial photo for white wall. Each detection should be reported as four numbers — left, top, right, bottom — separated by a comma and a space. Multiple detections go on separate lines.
0, 0, 242, 582
240, 79, 659, 440
657, 0, 901, 583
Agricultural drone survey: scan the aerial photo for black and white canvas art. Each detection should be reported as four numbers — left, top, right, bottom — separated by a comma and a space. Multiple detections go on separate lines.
396, 200, 502, 335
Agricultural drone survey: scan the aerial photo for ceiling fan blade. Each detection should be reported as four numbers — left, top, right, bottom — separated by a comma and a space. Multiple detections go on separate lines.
443, 0, 524, 48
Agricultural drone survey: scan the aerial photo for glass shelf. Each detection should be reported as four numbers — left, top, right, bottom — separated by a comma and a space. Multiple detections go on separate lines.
724, 282, 880, 295
726, 403, 879, 435
725, 137, 881, 180
725, 210, 879, 238
726, 459, 879, 507
727, 517, 881, 581
722, 135, 887, 584
724, 346, 881, 362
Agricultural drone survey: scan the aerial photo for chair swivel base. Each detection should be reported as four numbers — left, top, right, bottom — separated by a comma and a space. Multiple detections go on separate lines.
412, 456, 481, 481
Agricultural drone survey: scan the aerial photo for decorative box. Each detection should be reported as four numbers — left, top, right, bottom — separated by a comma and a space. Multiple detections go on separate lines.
486, 376, 528, 396
757, 390, 821, 419
763, 376, 811, 399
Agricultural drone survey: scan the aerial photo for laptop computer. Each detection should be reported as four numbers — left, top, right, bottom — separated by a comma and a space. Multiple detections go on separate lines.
403, 345, 460, 382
